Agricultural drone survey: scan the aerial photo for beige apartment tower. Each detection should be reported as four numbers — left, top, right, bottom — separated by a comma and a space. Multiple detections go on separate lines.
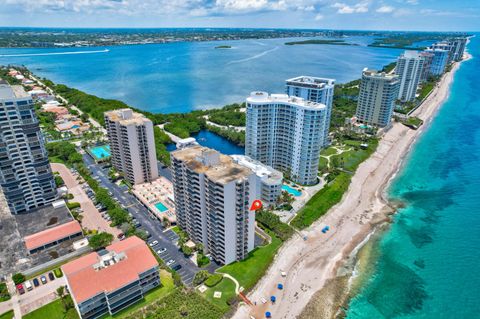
104, 109, 158, 185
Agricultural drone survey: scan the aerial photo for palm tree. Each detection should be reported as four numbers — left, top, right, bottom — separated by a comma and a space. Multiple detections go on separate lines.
56, 286, 66, 310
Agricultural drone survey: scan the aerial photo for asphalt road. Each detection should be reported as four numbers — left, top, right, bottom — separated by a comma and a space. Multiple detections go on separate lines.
81, 154, 220, 286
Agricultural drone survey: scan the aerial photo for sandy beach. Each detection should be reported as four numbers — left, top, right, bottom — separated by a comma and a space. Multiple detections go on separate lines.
231, 53, 471, 319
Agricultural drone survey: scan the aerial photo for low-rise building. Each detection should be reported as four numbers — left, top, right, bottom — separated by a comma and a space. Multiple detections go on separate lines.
231, 154, 283, 207
24, 220, 83, 254
62, 236, 160, 319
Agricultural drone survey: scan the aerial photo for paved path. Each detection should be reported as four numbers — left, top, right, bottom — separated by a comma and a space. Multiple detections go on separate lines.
203, 116, 245, 132
157, 124, 182, 143
51, 163, 121, 237
222, 274, 240, 294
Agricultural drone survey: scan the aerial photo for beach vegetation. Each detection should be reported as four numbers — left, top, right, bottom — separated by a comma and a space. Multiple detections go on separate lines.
256, 209, 294, 241
207, 103, 245, 126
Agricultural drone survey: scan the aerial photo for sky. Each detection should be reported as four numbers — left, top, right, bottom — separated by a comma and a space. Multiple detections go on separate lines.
0, 0, 478, 31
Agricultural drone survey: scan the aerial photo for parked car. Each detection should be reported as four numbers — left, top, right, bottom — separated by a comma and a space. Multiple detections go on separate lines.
166, 259, 175, 266
156, 248, 167, 254
172, 264, 182, 271
149, 240, 159, 247
145, 231, 151, 239
40, 276, 47, 284
117, 233, 125, 240
48, 272, 55, 281
17, 284, 25, 295
32, 278, 40, 287
25, 280, 33, 291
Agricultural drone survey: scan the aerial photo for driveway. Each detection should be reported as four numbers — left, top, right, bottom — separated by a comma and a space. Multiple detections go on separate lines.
51, 163, 121, 237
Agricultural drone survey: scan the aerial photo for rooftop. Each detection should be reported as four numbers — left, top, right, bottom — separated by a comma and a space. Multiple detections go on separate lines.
231, 155, 283, 185
171, 146, 253, 185
285, 76, 335, 87
62, 236, 158, 303
24, 220, 82, 251
105, 108, 152, 126
0, 83, 30, 100
362, 68, 399, 80
246, 91, 326, 110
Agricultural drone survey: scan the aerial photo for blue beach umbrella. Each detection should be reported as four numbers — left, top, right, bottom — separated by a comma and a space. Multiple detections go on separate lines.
271, 296, 276, 302
265, 311, 272, 318
277, 283, 283, 290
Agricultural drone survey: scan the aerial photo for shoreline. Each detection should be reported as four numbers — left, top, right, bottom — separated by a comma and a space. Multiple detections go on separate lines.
231, 51, 471, 319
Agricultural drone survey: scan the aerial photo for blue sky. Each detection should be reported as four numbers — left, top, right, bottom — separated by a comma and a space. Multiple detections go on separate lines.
0, 0, 478, 31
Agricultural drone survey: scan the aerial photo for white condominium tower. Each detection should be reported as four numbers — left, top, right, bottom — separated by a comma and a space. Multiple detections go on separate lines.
0, 81, 56, 214
285, 76, 335, 147
356, 69, 400, 128
171, 146, 256, 265
104, 109, 158, 185
449, 38, 467, 62
245, 92, 326, 185
396, 51, 425, 102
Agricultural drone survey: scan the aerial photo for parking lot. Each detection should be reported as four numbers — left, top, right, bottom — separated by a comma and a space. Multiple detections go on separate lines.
82, 154, 219, 285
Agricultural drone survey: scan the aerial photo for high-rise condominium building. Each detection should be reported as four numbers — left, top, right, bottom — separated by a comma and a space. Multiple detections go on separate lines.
419, 51, 434, 82
245, 92, 326, 185
396, 51, 425, 102
425, 48, 449, 76
230, 155, 283, 207
0, 81, 56, 214
449, 38, 467, 62
355, 69, 400, 128
431, 41, 454, 64
171, 146, 256, 265
104, 109, 158, 185
285, 76, 335, 147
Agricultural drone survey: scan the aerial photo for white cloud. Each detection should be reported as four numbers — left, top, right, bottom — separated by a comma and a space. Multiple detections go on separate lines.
376, 5, 394, 13
406, 0, 418, 4
315, 13, 324, 20
332, 1, 369, 14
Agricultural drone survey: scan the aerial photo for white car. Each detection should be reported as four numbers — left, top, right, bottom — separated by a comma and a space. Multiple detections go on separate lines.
156, 248, 167, 254
166, 259, 175, 266
149, 240, 159, 247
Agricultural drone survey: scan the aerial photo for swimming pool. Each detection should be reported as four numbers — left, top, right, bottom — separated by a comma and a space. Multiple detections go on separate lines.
155, 202, 169, 213
89, 145, 111, 160
282, 184, 302, 197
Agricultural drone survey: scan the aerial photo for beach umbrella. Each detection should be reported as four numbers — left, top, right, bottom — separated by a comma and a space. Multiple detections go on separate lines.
271, 296, 276, 303
277, 284, 283, 290
265, 311, 272, 318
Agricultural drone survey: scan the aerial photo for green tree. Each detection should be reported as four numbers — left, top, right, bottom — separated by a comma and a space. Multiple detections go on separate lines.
88, 232, 114, 250
12, 273, 25, 285
193, 270, 210, 286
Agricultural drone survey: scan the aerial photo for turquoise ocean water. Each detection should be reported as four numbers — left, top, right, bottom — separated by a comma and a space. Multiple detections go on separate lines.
345, 35, 480, 318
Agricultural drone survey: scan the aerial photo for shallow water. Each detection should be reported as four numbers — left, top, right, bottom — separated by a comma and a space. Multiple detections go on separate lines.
345, 35, 480, 319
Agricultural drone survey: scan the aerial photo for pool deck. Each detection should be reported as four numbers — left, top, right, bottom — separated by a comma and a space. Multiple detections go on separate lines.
132, 177, 176, 224
87, 145, 111, 162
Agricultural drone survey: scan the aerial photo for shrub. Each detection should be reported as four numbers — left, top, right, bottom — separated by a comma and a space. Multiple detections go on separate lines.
0, 282, 11, 302
204, 274, 223, 287
197, 254, 210, 268
193, 270, 210, 286
12, 273, 25, 285
66, 202, 80, 210
256, 209, 294, 241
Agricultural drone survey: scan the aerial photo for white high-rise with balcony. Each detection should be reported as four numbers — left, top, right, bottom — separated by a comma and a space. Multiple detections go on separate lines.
245, 92, 326, 185
285, 76, 335, 147
356, 69, 400, 128
396, 51, 425, 102
104, 109, 158, 185
171, 146, 256, 265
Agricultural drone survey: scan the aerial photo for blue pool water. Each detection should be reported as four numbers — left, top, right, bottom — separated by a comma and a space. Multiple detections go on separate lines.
345, 35, 480, 319
0, 36, 402, 114
89, 145, 111, 160
155, 202, 169, 213
282, 184, 302, 197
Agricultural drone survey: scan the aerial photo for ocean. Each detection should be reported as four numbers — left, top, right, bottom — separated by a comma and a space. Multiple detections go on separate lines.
0, 36, 401, 114
345, 35, 480, 318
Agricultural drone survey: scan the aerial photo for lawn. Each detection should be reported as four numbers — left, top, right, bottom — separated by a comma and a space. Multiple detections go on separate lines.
102, 269, 175, 319
332, 139, 379, 172
291, 172, 352, 229
320, 147, 338, 156
23, 296, 79, 319
0, 310, 13, 319
219, 229, 282, 292
203, 277, 237, 312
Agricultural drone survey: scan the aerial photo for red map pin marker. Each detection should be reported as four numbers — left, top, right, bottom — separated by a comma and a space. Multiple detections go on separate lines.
250, 199, 263, 211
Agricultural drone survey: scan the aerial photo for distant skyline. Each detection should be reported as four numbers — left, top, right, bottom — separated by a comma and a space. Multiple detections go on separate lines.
0, 0, 478, 32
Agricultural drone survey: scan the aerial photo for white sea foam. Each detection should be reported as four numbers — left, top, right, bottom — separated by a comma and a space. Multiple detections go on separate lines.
227, 46, 279, 65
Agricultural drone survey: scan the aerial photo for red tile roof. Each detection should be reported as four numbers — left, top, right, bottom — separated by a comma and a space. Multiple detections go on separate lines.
62, 236, 158, 303
24, 221, 83, 251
